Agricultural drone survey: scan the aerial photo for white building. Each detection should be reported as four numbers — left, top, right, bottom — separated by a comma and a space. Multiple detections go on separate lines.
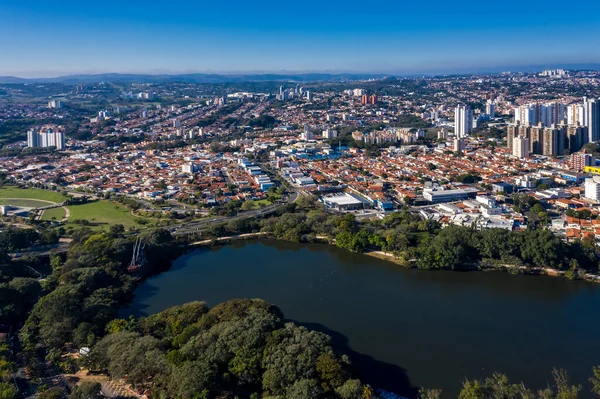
353, 88, 365, 97
514, 105, 537, 126
485, 100, 495, 119
584, 175, 600, 201
567, 104, 586, 126
182, 162, 200, 174
322, 128, 338, 139
584, 97, 600, 142
48, 100, 62, 109
27, 128, 65, 150
512, 136, 530, 158
454, 104, 473, 137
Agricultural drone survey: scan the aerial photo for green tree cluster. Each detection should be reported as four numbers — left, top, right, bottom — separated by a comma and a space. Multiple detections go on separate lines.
86, 299, 366, 398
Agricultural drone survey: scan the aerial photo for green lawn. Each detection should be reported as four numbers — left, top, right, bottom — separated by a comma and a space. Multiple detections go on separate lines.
241, 199, 272, 211
0, 187, 66, 203
0, 198, 54, 208
40, 207, 66, 221
66, 200, 140, 228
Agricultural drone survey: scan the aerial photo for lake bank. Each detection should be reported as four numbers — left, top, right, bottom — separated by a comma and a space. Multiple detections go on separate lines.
124, 239, 600, 397
183, 233, 600, 284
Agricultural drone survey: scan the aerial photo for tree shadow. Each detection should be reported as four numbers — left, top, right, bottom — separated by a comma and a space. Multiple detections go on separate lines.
295, 320, 418, 398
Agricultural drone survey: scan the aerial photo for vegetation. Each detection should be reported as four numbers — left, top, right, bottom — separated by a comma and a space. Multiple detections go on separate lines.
65, 200, 141, 228
87, 299, 367, 399
40, 207, 67, 221
196, 198, 598, 275
0, 187, 66, 203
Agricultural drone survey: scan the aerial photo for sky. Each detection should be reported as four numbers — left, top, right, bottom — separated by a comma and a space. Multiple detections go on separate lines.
2, 0, 600, 77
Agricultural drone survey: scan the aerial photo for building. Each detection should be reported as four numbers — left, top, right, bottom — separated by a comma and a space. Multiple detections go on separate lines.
584, 175, 600, 201
353, 88, 365, 97
566, 125, 588, 153
322, 128, 338, 139
361, 94, 377, 105
48, 100, 62, 109
321, 192, 372, 211
542, 125, 565, 157
567, 103, 586, 126
485, 100, 495, 119
584, 97, 600, 142
423, 187, 479, 203
300, 129, 314, 141
454, 104, 473, 138
570, 153, 596, 171
182, 162, 200, 174
514, 104, 537, 126
453, 137, 466, 152
512, 136, 530, 158
514, 103, 565, 127
27, 127, 65, 150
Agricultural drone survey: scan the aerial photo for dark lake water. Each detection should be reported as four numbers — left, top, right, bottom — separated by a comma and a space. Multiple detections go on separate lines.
123, 240, 600, 397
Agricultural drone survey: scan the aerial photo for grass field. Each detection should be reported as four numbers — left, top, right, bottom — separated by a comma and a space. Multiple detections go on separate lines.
0, 187, 66, 203
66, 201, 140, 227
0, 198, 55, 208
40, 207, 67, 221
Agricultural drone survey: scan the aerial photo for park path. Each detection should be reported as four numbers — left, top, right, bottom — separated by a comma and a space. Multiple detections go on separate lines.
61, 206, 70, 222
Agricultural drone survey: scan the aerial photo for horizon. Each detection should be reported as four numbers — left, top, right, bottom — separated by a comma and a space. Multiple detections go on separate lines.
4, 62, 600, 80
2, 0, 600, 77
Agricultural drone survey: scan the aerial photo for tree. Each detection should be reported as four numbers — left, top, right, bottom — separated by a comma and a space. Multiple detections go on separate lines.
419, 388, 442, 399
0, 382, 18, 399
590, 366, 600, 397
68, 382, 103, 399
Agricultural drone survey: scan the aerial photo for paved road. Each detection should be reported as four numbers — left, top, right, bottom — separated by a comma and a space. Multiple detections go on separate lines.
170, 190, 300, 236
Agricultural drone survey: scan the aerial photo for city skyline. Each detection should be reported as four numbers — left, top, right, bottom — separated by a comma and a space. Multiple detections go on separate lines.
2, 0, 600, 77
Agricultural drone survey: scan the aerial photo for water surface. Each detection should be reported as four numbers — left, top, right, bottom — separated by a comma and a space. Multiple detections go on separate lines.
123, 240, 600, 397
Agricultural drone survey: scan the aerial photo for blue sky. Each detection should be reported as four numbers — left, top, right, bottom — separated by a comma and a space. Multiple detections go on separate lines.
2, 0, 600, 77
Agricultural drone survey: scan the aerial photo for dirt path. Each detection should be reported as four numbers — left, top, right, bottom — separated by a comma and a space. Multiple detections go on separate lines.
61, 206, 70, 222
65, 371, 140, 398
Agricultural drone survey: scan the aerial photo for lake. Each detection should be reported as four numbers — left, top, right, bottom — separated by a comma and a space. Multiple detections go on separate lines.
123, 240, 600, 397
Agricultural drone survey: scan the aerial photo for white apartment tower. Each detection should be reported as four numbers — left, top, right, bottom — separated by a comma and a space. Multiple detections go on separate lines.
512, 136, 530, 158
584, 97, 600, 142
485, 100, 495, 119
454, 104, 473, 138
584, 176, 600, 201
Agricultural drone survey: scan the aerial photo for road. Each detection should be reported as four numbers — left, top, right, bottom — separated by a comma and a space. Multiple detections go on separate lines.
169, 189, 300, 236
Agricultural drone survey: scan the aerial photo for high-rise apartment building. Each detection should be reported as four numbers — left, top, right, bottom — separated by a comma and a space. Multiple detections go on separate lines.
512, 136, 530, 158
570, 153, 596, 171
584, 97, 600, 142
566, 125, 588, 153
584, 176, 600, 201
567, 104, 586, 126
454, 104, 473, 138
27, 127, 65, 150
541, 125, 565, 157
485, 100, 495, 119
48, 100, 62, 109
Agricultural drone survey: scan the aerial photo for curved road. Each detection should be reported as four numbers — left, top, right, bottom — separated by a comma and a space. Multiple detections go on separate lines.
169, 189, 300, 236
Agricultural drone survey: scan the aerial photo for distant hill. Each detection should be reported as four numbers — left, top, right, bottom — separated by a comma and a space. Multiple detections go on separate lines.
0, 73, 389, 84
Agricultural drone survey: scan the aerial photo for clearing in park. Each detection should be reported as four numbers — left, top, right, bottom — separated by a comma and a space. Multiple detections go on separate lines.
40, 207, 67, 221
65, 200, 140, 228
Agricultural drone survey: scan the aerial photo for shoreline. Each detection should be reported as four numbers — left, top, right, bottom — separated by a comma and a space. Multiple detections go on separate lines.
183, 233, 600, 284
